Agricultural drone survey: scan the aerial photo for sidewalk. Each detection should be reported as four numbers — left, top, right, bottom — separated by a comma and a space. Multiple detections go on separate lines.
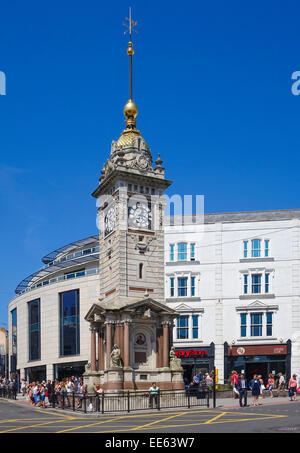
2, 393, 299, 415
216, 394, 299, 409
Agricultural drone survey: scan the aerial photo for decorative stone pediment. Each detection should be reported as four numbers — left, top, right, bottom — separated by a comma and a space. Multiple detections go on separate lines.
236, 299, 279, 312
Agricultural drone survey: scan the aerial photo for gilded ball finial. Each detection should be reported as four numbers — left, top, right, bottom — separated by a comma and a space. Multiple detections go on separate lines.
123, 99, 138, 119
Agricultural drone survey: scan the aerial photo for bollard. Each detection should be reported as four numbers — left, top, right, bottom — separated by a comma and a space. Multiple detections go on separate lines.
127, 390, 130, 413
102, 391, 104, 414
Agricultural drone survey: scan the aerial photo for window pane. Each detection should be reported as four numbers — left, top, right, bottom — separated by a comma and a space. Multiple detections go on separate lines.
170, 244, 174, 261
178, 277, 187, 297
28, 299, 40, 361
265, 240, 269, 257
177, 316, 189, 339
241, 326, 246, 337
251, 239, 261, 257
178, 243, 187, 260
60, 290, 80, 356
190, 243, 195, 259
243, 241, 248, 258
252, 274, 261, 293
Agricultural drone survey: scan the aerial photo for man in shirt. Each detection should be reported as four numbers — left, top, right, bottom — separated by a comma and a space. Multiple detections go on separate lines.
237, 373, 248, 407
148, 382, 159, 409
278, 373, 285, 391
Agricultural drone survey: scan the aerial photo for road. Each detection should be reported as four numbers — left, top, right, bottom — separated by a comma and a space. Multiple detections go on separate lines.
0, 398, 299, 433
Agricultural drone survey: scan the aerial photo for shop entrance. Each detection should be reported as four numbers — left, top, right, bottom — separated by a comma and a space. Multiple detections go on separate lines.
182, 363, 210, 384
246, 362, 268, 382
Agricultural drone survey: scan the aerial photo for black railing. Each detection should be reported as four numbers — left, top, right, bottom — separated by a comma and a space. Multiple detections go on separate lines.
48, 386, 210, 414
0, 387, 17, 400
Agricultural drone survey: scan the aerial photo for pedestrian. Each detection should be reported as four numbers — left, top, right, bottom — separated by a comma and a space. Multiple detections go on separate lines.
21, 379, 26, 396
249, 374, 261, 406
236, 373, 248, 407
258, 375, 264, 402
288, 374, 297, 401
278, 373, 285, 391
231, 370, 239, 399
267, 373, 274, 398
148, 382, 159, 409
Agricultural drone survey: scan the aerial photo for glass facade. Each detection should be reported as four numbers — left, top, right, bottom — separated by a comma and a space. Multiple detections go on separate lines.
11, 309, 17, 372
60, 289, 80, 356
28, 299, 40, 361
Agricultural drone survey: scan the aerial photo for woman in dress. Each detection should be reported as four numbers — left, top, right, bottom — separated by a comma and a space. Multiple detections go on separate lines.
288, 374, 297, 401
249, 374, 261, 406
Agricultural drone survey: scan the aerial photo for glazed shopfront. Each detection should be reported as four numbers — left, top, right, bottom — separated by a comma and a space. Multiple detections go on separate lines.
224, 341, 291, 384
174, 343, 215, 382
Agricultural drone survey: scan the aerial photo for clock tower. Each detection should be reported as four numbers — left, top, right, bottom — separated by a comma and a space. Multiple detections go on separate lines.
84, 10, 183, 390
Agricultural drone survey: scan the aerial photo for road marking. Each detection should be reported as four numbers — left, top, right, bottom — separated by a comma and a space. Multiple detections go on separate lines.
55, 414, 132, 433
131, 411, 189, 431
0, 419, 67, 433
204, 412, 227, 424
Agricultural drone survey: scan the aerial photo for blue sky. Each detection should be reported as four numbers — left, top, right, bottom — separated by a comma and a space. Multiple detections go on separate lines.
1, 0, 300, 324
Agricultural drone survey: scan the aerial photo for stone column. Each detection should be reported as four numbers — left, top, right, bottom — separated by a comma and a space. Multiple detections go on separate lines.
123, 322, 130, 367
106, 322, 112, 369
156, 327, 163, 368
98, 328, 104, 371
162, 322, 169, 368
90, 327, 97, 371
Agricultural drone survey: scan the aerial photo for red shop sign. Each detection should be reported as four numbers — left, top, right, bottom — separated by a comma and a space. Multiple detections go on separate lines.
175, 349, 208, 358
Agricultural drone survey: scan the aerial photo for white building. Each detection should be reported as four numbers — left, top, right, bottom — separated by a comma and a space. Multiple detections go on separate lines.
7, 209, 300, 385
165, 209, 300, 384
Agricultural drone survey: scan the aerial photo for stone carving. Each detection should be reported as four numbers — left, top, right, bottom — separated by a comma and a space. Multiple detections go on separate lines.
85, 362, 91, 372
110, 344, 122, 368
169, 346, 183, 371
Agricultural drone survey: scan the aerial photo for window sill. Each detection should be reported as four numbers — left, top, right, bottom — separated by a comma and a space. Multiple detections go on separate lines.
240, 257, 274, 263
166, 297, 201, 302
239, 294, 275, 300
236, 337, 278, 342
166, 261, 200, 265
173, 339, 203, 343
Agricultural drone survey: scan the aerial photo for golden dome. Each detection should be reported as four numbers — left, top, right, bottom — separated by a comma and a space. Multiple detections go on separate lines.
116, 129, 149, 151
123, 99, 138, 119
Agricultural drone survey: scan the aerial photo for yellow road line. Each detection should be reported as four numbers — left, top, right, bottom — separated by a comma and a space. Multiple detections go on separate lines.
131, 411, 189, 431
0, 419, 67, 433
204, 412, 228, 424
55, 414, 133, 433
94, 414, 288, 433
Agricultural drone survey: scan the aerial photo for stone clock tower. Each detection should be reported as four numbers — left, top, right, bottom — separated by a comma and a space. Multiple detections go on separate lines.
84, 10, 183, 390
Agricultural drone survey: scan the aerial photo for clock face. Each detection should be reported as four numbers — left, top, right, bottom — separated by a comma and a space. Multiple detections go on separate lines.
105, 206, 115, 236
128, 201, 152, 229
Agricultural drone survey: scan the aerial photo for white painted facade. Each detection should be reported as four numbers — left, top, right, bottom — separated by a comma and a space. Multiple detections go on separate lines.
7, 210, 300, 384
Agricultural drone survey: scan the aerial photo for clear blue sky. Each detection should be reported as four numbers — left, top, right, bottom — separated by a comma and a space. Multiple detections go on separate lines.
1, 0, 300, 324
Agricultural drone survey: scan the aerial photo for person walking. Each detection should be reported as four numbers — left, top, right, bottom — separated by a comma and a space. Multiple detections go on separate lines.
21, 379, 26, 396
231, 370, 239, 399
249, 374, 261, 406
258, 375, 264, 402
267, 373, 274, 398
288, 374, 297, 401
278, 373, 285, 391
236, 373, 248, 407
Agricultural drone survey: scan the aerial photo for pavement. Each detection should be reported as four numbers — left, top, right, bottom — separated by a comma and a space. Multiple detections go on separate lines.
0, 394, 299, 433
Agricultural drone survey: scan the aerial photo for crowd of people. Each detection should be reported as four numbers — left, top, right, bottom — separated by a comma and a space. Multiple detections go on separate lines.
230, 370, 300, 407
22, 376, 105, 409
183, 370, 214, 391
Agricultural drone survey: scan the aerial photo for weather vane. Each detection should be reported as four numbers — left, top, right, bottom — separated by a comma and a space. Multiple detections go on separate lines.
123, 7, 138, 40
